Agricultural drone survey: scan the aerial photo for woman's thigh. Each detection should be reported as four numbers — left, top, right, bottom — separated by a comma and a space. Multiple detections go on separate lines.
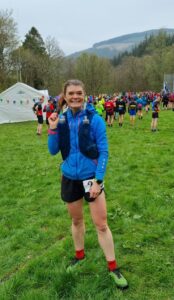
89, 192, 107, 226
67, 199, 84, 220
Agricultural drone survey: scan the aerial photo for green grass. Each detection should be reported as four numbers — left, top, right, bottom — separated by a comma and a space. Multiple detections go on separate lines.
0, 110, 174, 300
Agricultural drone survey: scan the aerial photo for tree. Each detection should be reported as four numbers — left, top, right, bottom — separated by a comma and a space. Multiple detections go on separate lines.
10, 32, 65, 93
75, 53, 112, 94
0, 9, 18, 89
63, 57, 76, 81
21, 27, 48, 89
45, 36, 64, 59
163, 45, 174, 73
23, 27, 46, 56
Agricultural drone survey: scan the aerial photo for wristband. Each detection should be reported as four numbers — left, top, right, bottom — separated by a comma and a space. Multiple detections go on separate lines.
48, 129, 58, 135
95, 179, 103, 185
49, 128, 57, 131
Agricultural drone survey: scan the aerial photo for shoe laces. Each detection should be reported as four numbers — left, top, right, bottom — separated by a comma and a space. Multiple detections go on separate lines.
112, 269, 122, 278
70, 257, 85, 266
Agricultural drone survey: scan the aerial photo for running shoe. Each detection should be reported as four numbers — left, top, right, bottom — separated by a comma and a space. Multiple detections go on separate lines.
66, 257, 86, 273
109, 268, 128, 289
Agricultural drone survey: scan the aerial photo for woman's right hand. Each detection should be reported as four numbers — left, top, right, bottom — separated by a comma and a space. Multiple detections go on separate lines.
48, 113, 59, 129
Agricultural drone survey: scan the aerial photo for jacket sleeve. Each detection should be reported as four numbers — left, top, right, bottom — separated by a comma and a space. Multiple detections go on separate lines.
48, 129, 60, 155
92, 115, 108, 181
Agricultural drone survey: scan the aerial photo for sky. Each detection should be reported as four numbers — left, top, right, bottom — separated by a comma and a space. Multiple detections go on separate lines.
1, 0, 174, 55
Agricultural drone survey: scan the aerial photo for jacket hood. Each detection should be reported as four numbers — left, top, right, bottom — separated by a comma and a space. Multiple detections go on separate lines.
85, 103, 96, 114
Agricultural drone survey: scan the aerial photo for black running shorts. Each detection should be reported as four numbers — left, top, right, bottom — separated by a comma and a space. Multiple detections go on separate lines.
61, 175, 103, 203
37, 115, 43, 124
152, 112, 159, 118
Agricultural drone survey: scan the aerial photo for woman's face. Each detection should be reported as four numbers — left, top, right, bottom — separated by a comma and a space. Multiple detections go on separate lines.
64, 84, 85, 112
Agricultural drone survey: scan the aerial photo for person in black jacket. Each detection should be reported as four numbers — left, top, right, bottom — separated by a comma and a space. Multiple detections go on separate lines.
116, 96, 126, 127
32, 96, 44, 135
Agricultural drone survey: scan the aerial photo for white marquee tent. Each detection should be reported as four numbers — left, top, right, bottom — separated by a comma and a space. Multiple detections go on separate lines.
0, 82, 49, 124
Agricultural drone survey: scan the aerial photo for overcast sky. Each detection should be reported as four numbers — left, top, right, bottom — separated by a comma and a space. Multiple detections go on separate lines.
1, 0, 174, 55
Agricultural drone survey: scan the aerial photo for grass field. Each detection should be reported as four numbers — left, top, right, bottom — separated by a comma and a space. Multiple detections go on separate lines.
0, 110, 174, 300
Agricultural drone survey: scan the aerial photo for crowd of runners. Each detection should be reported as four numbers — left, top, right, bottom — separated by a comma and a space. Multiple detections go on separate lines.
90, 91, 174, 131
33, 90, 174, 135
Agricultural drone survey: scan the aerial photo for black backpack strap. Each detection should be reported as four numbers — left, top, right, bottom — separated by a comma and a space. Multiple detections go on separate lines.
58, 112, 70, 160
78, 110, 99, 159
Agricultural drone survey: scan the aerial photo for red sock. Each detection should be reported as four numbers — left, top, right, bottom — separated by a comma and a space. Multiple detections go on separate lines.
75, 249, 85, 260
108, 260, 117, 271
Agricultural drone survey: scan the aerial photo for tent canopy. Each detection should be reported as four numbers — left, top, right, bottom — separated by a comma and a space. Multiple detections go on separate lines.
0, 82, 49, 124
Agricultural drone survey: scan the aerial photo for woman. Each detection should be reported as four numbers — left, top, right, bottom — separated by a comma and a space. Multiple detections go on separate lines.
104, 97, 115, 127
48, 79, 128, 289
32, 96, 44, 135
128, 97, 137, 126
116, 96, 126, 127
43, 98, 55, 128
151, 97, 160, 132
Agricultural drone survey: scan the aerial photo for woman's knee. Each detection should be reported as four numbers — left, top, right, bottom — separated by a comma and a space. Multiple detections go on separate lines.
95, 223, 108, 233
72, 217, 84, 227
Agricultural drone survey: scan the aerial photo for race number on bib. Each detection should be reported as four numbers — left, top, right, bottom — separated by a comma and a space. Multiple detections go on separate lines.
83, 179, 104, 193
82, 179, 94, 193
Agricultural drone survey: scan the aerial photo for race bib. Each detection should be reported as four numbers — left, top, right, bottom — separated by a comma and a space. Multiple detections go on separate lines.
83, 179, 94, 193
82, 179, 104, 193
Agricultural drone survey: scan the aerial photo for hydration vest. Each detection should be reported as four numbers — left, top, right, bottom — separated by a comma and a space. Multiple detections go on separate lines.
58, 110, 99, 160
32, 101, 42, 116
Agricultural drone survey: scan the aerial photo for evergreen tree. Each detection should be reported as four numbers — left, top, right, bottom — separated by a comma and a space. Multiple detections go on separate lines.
21, 27, 47, 89
23, 27, 46, 56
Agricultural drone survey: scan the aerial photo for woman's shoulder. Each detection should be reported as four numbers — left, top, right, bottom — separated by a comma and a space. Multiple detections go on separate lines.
91, 113, 106, 131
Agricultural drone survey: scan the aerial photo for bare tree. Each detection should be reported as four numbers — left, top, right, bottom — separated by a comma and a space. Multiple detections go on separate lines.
45, 36, 64, 59
0, 9, 18, 86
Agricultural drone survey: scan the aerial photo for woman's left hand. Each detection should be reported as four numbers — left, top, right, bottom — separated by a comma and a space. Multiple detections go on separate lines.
89, 181, 101, 199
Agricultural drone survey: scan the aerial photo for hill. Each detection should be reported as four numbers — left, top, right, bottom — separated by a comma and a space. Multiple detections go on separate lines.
68, 28, 174, 59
